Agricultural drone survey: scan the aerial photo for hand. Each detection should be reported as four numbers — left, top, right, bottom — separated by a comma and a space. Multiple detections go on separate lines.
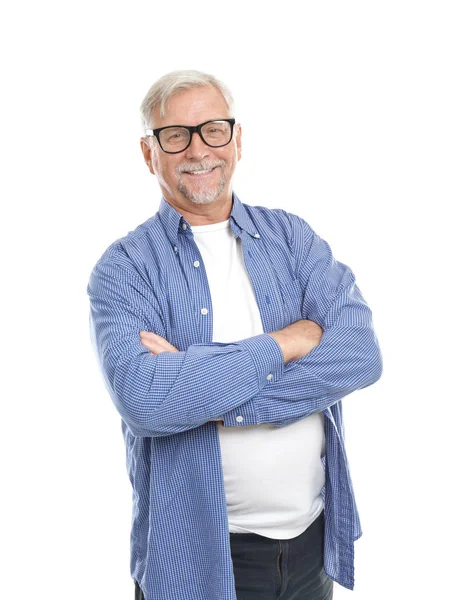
139, 331, 179, 355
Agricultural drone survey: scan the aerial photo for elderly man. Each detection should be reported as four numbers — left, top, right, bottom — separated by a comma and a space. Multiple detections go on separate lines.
87, 69, 383, 600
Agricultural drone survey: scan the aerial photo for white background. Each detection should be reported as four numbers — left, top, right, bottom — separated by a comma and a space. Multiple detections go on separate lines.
1, 1, 450, 598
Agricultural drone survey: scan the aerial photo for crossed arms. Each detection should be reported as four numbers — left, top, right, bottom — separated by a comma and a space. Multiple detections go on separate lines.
87, 213, 383, 437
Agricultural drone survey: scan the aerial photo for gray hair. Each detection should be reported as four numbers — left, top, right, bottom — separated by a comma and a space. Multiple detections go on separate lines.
139, 69, 235, 133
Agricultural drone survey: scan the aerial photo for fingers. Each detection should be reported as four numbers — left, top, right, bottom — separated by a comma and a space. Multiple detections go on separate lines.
139, 331, 159, 353
139, 331, 179, 353
140, 330, 157, 339
140, 337, 154, 351
140, 331, 159, 345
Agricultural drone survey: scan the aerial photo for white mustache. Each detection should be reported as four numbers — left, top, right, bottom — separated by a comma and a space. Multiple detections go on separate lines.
178, 161, 225, 174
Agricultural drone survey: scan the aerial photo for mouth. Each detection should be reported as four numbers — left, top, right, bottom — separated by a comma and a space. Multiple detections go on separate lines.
182, 166, 219, 178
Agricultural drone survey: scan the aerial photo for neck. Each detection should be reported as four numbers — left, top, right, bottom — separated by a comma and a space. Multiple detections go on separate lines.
163, 192, 233, 226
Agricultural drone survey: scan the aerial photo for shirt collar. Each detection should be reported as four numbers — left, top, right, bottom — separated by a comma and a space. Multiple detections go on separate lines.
157, 191, 258, 247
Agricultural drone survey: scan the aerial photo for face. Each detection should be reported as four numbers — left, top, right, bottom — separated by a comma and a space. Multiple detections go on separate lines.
140, 86, 242, 207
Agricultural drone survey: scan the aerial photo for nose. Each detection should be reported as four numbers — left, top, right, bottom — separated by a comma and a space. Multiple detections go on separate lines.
185, 131, 211, 160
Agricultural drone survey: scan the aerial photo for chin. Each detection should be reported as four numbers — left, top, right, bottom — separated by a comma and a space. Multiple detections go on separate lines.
189, 196, 218, 205
179, 182, 226, 205
186, 191, 221, 205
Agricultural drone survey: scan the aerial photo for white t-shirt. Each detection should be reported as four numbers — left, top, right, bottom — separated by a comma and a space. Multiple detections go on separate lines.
190, 218, 325, 539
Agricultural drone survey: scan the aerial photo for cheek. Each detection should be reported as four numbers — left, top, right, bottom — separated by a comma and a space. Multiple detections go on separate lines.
158, 158, 179, 180
224, 152, 237, 172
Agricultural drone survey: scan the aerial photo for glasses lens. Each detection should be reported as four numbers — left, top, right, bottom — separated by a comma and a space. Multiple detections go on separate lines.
200, 121, 232, 146
160, 127, 190, 151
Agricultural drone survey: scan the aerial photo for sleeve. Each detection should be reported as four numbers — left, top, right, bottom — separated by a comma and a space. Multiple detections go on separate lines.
222, 213, 383, 428
87, 251, 285, 437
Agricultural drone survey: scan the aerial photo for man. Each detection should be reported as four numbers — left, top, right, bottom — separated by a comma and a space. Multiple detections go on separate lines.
87, 69, 383, 600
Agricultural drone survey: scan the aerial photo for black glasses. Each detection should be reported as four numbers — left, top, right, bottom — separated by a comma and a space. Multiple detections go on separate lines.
145, 118, 235, 154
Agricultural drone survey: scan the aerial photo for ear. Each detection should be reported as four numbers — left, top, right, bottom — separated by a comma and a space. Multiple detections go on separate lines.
140, 137, 156, 175
235, 123, 242, 162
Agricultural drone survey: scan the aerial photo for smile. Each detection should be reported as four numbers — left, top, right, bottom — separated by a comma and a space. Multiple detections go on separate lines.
184, 167, 218, 177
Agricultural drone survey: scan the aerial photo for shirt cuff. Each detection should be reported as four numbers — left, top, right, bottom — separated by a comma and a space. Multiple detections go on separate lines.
238, 333, 285, 389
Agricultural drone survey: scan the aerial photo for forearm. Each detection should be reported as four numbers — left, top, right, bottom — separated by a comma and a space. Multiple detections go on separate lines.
92, 312, 285, 436
212, 320, 323, 423
89, 257, 287, 437
245, 325, 381, 426
219, 284, 383, 427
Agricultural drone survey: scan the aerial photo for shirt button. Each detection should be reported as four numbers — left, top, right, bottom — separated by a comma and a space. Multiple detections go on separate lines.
173, 246, 178, 252
254, 233, 260, 238
182, 223, 187, 230
236, 416, 243, 423
193, 260, 200, 268
266, 374, 273, 381
201, 308, 208, 315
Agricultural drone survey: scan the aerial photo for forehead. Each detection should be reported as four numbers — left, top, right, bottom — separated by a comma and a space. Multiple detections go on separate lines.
153, 85, 231, 128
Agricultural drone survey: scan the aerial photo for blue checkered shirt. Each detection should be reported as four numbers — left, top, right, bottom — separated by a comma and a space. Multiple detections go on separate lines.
87, 192, 383, 599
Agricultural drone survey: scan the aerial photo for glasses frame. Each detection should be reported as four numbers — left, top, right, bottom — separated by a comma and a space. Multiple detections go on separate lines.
145, 118, 236, 154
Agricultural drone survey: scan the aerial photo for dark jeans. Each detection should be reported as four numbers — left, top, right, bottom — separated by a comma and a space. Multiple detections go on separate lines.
230, 509, 332, 599
134, 510, 332, 600
134, 580, 145, 600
